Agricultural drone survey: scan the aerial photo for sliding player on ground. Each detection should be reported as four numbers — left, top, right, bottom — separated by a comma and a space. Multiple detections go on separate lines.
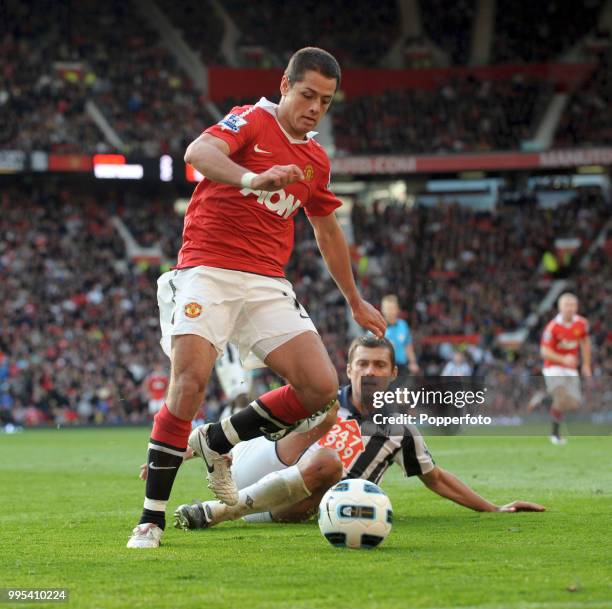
170, 336, 544, 529
127, 47, 385, 548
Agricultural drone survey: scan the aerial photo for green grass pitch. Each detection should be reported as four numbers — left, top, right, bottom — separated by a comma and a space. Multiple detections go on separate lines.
1, 428, 610, 609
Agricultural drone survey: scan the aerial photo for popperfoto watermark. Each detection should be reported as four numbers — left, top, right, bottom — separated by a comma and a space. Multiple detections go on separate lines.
357, 375, 612, 436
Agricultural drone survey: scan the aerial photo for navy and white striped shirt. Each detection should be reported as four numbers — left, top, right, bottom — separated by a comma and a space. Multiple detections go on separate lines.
335, 385, 435, 485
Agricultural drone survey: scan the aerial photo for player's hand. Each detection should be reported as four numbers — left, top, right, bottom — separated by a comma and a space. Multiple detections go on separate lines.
350, 298, 387, 338
409, 362, 420, 374
581, 364, 592, 377
251, 165, 304, 191
562, 354, 578, 367
496, 500, 546, 512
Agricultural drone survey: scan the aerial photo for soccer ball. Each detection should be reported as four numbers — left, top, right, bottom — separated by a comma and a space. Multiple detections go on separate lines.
318, 478, 393, 549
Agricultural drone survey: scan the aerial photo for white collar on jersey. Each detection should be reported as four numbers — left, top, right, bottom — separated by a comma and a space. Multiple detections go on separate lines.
554, 313, 577, 326
255, 97, 319, 144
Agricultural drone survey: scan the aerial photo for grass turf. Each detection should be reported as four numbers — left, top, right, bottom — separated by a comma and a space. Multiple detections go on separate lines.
0, 429, 610, 609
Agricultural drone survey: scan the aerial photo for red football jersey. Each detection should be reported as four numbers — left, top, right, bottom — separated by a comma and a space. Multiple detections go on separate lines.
177, 98, 342, 277
146, 374, 169, 400
541, 314, 589, 369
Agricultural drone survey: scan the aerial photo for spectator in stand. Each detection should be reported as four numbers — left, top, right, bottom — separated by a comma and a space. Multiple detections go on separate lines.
441, 351, 473, 377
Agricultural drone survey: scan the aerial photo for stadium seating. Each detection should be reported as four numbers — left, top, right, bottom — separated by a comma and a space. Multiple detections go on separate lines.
350, 188, 608, 361
1, 0, 213, 155
222, 0, 398, 67
555, 47, 612, 147
155, 0, 225, 66
420, 0, 475, 65
0, 185, 155, 425
1, 182, 608, 426
332, 75, 545, 154
493, 0, 604, 63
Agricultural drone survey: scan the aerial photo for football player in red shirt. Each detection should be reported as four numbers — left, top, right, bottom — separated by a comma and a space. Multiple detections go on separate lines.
144, 364, 169, 416
540, 293, 591, 445
128, 47, 386, 548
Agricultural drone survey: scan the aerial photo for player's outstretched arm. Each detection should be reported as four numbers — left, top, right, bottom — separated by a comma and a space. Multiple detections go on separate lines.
420, 466, 545, 512
580, 336, 592, 377
308, 213, 386, 337
185, 134, 303, 191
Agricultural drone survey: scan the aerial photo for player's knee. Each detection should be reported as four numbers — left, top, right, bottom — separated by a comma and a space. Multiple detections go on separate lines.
310, 373, 339, 407
172, 369, 208, 398
305, 449, 343, 491
291, 363, 338, 406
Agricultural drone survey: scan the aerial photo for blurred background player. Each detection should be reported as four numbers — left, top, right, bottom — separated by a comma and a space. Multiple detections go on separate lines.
144, 363, 170, 416
215, 343, 253, 419
539, 292, 591, 445
381, 294, 419, 382
128, 47, 386, 548
171, 336, 544, 528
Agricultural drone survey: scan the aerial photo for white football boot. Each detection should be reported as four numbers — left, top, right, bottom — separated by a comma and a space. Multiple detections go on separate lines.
550, 435, 567, 445
126, 523, 163, 548
188, 424, 238, 506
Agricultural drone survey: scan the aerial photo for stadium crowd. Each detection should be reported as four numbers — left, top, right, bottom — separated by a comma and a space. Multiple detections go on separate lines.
332, 75, 544, 154
3, 0, 611, 158
1, 180, 609, 428
555, 46, 612, 148
420, 0, 475, 65
220, 0, 398, 68
492, 0, 604, 64
354, 188, 608, 336
0, 184, 162, 427
1, 0, 213, 156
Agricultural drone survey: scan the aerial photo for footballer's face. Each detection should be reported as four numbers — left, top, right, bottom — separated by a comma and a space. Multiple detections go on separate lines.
278, 70, 336, 138
558, 294, 578, 319
347, 346, 397, 411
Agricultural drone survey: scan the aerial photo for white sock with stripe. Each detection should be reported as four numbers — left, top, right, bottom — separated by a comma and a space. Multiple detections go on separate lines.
211, 466, 311, 523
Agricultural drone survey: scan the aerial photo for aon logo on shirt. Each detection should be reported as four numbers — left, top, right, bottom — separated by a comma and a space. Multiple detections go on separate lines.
241, 187, 302, 219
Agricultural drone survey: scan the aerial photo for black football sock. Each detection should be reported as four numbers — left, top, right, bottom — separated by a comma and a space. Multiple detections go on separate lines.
206, 400, 294, 454
551, 420, 561, 439
139, 439, 186, 530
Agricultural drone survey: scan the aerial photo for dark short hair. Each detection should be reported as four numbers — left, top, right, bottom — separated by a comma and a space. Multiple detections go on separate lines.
285, 47, 341, 90
348, 335, 396, 369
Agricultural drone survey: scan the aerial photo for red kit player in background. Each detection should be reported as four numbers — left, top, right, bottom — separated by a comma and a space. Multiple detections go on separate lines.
540, 293, 591, 445
144, 364, 169, 416
127, 47, 386, 547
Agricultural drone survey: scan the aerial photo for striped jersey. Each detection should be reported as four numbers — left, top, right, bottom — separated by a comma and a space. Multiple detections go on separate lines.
335, 385, 435, 484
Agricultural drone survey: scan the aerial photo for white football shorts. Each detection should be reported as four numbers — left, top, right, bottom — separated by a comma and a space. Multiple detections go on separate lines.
542, 366, 582, 402
157, 266, 317, 369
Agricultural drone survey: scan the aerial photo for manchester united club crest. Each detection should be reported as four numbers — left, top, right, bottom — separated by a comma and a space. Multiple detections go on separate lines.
184, 302, 203, 318
304, 164, 314, 182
